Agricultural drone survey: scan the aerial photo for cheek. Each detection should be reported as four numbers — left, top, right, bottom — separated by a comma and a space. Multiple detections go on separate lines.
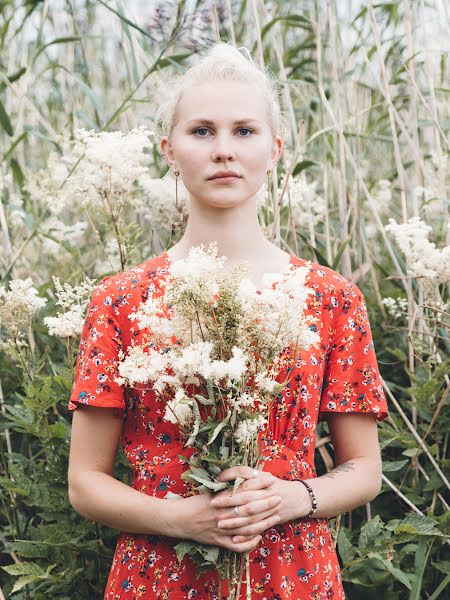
175, 142, 206, 169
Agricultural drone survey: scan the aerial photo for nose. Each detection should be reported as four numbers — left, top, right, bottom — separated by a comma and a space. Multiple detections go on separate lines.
211, 136, 235, 162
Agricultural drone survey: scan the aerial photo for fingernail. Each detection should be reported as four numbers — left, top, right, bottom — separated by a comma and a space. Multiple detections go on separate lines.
217, 521, 224, 528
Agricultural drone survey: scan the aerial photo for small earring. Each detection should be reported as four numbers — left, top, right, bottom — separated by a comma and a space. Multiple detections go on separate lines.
267, 169, 272, 204
173, 168, 180, 207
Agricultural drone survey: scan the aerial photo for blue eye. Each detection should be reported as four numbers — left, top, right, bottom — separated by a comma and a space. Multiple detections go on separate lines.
192, 127, 253, 137
193, 127, 209, 136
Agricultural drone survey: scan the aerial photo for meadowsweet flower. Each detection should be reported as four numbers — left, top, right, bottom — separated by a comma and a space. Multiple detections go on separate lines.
206, 346, 249, 385
234, 414, 268, 446
278, 173, 326, 226
230, 391, 259, 413
254, 372, 280, 394
0, 278, 47, 338
68, 127, 154, 218
383, 297, 408, 320
44, 276, 97, 338
24, 144, 79, 216
374, 180, 392, 213
171, 341, 215, 378
385, 217, 450, 286
115, 345, 171, 386
236, 264, 319, 359
137, 173, 189, 229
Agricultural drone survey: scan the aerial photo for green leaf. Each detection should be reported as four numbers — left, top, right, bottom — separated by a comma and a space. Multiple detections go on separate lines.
32, 36, 84, 67
428, 573, 450, 600
186, 401, 201, 447
337, 527, 356, 564
194, 394, 215, 406
367, 552, 412, 590
0, 98, 13, 135
182, 473, 224, 491
11, 574, 41, 593
410, 538, 436, 600
2, 561, 45, 576
382, 459, 409, 472
292, 160, 318, 177
358, 515, 384, 553
207, 410, 230, 445
394, 514, 444, 538
173, 540, 198, 563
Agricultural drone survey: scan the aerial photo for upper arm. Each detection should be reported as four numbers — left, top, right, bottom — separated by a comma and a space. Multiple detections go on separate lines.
326, 412, 382, 467
68, 405, 123, 499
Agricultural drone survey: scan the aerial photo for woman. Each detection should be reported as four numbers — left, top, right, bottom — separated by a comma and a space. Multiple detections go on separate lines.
67, 42, 389, 599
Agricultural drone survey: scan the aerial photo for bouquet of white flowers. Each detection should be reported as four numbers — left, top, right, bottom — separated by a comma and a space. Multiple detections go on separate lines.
115, 242, 319, 599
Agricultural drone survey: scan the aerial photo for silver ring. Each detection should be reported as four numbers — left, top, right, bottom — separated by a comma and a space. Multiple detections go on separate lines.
234, 505, 240, 517
252, 469, 259, 478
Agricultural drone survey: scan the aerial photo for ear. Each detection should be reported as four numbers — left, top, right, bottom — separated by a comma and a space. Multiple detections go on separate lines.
270, 135, 283, 170
160, 136, 175, 168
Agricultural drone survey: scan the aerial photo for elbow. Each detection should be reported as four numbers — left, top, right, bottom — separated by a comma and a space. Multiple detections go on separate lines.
367, 458, 383, 501
68, 478, 90, 519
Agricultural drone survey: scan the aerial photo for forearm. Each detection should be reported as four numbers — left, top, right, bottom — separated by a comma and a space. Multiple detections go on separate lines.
293, 457, 382, 519
69, 471, 179, 537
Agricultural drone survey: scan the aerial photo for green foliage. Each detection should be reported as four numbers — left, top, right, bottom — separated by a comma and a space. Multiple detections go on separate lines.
0, 0, 449, 598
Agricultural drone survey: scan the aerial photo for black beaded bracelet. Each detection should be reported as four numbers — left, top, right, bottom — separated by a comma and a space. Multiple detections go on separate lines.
293, 478, 318, 518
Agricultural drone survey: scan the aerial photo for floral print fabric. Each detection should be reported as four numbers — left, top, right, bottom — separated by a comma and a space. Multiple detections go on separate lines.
68, 251, 389, 599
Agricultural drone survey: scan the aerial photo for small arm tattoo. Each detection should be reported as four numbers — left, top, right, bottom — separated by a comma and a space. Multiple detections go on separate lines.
322, 460, 357, 479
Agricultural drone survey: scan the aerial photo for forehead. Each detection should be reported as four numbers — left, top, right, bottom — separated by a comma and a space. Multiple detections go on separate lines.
176, 80, 268, 124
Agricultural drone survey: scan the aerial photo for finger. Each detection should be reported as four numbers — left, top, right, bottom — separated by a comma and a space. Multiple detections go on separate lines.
230, 513, 281, 542
216, 465, 263, 483
226, 534, 262, 553
211, 486, 278, 510
237, 473, 275, 493
217, 500, 281, 530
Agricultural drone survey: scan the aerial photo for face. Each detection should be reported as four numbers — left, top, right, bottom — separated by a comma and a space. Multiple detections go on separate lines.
160, 81, 283, 209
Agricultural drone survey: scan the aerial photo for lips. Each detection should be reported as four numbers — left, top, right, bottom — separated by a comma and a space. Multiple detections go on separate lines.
208, 171, 241, 180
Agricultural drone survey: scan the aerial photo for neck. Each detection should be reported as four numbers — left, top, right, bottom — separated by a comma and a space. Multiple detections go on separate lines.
173, 194, 272, 262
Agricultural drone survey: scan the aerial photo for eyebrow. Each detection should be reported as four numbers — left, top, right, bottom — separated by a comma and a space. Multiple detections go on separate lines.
186, 118, 261, 126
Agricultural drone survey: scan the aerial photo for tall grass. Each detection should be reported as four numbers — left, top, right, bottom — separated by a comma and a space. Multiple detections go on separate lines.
0, 1, 449, 598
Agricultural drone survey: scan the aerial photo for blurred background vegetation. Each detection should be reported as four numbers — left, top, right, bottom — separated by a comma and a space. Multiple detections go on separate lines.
0, 0, 449, 598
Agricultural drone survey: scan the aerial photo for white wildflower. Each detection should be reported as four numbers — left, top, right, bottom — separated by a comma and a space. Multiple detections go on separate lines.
115, 345, 171, 386
171, 341, 215, 379
44, 306, 86, 338
236, 265, 319, 357
385, 217, 450, 286
231, 391, 259, 413
0, 278, 47, 337
206, 346, 249, 385
44, 276, 97, 338
383, 297, 408, 320
234, 414, 268, 446
170, 241, 226, 280
254, 372, 280, 394
277, 173, 326, 226
137, 173, 189, 229
374, 179, 392, 213
68, 127, 154, 217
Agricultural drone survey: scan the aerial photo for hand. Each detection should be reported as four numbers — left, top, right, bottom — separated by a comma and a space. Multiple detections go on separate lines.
209, 466, 313, 544
170, 487, 264, 554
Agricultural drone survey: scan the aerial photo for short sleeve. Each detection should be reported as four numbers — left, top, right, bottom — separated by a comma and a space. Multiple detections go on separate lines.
319, 281, 389, 422
67, 276, 125, 417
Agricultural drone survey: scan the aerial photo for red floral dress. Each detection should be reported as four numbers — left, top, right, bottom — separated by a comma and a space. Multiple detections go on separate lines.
68, 250, 389, 600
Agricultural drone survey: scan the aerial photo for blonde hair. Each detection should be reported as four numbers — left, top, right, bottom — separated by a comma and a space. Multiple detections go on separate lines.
155, 41, 287, 142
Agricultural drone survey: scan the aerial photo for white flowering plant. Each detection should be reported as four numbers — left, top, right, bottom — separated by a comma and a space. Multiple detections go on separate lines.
114, 242, 318, 593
